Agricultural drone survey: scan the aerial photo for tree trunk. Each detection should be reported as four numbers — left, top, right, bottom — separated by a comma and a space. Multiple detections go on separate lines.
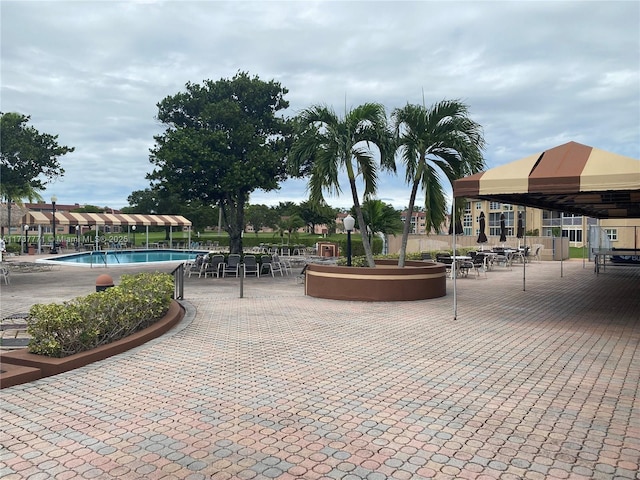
398, 179, 420, 268
349, 178, 376, 268
399, 156, 426, 268
222, 194, 246, 254
6, 200, 12, 240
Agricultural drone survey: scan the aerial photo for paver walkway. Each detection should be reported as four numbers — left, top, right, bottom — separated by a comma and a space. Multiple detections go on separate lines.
1, 257, 639, 479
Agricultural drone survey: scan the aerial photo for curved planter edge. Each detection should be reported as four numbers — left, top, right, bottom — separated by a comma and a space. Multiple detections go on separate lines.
305, 260, 447, 301
0, 300, 185, 389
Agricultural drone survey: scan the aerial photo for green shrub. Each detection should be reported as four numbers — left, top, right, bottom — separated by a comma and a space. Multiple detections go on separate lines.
5, 243, 22, 254
27, 272, 174, 358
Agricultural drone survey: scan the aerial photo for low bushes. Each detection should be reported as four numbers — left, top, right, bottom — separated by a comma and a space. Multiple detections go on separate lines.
27, 272, 174, 358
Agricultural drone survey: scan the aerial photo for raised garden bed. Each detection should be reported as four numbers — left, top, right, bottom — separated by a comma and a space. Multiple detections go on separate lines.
304, 260, 447, 301
0, 300, 184, 389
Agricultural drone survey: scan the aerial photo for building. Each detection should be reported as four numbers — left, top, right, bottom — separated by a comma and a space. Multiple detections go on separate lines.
462, 199, 639, 248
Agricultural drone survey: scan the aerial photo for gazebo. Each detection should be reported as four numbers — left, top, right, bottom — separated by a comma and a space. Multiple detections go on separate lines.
21, 212, 192, 253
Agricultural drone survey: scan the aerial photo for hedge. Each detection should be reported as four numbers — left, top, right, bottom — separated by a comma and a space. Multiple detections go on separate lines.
27, 272, 174, 358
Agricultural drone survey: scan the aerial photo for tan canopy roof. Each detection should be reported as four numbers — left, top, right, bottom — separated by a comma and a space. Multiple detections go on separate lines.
22, 212, 192, 227
453, 141, 640, 218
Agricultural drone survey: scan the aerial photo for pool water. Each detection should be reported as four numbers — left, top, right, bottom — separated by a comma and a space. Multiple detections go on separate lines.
38, 249, 206, 266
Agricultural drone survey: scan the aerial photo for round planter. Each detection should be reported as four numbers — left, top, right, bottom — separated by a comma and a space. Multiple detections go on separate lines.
305, 260, 446, 301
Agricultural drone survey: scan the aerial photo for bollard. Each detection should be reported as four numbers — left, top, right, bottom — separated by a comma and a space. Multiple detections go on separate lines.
239, 264, 244, 298
96, 274, 114, 292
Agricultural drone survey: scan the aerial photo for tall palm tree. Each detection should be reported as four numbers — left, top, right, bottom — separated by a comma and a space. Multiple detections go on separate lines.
392, 100, 485, 267
290, 103, 395, 267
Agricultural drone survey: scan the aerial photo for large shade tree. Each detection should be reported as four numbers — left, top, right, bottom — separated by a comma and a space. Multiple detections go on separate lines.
0, 112, 73, 236
148, 72, 291, 253
289, 103, 395, 267
392, 100, 485, 267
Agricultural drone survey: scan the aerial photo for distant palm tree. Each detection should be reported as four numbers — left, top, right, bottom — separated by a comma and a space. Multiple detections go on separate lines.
355, 199, 403, 248
1, 184, 43, 237
392, 100, 485, 267
280, 214, 305, 244
290, 103, 395, 267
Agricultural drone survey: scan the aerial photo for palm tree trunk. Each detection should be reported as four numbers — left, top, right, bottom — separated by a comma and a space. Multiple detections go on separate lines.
349, 177, 376, 268
398, 179, 421, 267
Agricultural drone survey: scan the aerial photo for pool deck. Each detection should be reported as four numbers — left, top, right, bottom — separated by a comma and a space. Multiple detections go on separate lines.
1, 255, 639, 479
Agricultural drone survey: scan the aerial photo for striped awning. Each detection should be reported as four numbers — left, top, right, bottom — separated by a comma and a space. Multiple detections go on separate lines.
453, 141, 640, 218
21, 212, 192, 227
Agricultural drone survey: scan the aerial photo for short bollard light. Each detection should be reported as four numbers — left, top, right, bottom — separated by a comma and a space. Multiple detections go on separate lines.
96, 274, 115, 292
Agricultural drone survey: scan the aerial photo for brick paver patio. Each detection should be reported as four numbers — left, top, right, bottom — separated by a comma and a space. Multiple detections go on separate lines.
1, 257, 638, 479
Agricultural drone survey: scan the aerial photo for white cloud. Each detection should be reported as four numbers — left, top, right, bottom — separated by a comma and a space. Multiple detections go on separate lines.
2, 0, 638, 210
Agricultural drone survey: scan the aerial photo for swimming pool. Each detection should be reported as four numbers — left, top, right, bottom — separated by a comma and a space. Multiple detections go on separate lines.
37, 249, 208, 267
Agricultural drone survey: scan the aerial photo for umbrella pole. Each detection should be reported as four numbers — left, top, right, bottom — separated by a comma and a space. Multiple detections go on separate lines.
453, 209, 457, 321
523, 208, 526, 291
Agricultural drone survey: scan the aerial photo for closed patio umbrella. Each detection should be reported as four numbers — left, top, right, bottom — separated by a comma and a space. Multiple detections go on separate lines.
499, 213, 507, 243
517, 212, 524, 239
449, 218, 463, 235
477, 211, 488, 247
517, 211, 525, 249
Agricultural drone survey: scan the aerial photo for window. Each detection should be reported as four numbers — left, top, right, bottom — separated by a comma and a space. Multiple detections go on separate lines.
567, 229, 583, 242
605, 229, 618, 241
502, 204, 513, 211
475, 201, 482, 210
489, 202, 501, 210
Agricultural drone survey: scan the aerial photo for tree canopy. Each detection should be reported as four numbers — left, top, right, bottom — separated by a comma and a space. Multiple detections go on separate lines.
148, 72, 291, 253
0, 112, 74, 234
289, 103, 395, 267
392, 100, 485, 266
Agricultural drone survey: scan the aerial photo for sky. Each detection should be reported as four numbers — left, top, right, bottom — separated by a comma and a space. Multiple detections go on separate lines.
2, 0, 639, 211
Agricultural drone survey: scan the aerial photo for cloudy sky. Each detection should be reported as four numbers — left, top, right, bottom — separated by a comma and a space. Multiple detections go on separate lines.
2, 0, 639, 210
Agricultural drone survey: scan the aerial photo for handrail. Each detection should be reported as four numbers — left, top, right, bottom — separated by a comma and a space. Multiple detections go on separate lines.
171, 263, 185, 300
109, 250, 121, 264
89, 250, 107, 268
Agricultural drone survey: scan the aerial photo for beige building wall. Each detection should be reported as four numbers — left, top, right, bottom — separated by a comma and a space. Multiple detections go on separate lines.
387, 199, 640, 257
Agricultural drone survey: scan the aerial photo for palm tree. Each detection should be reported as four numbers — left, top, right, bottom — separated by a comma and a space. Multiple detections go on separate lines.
280, 214, 306, 244
1, 183, 43, 237
290, 103, 394, 267
356, 199, 404, 248
392, 100, 485, 267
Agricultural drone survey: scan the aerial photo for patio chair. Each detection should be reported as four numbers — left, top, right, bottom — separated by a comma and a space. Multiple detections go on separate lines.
1, 266, 10, 285
242, 255, 259, 277
204, 254, 225, 278
222, 254, 241, 277
435, 253, 453, 275
187, 255, 205, 278
532, 245, 542, 263
260, 254, 284, 277
272, 254, 291, 275
470, 253, 489, 278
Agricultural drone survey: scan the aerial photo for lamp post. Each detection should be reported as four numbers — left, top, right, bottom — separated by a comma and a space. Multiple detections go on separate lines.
51, 195, 58, 254
343, 214, 355, 267
131, 225, 136, 248
76, 225, 81, 251
24, 224, 29, 254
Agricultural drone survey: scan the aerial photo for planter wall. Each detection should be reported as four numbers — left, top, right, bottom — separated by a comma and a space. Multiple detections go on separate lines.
305, 260, 446, 301
0, 300, 184, 389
